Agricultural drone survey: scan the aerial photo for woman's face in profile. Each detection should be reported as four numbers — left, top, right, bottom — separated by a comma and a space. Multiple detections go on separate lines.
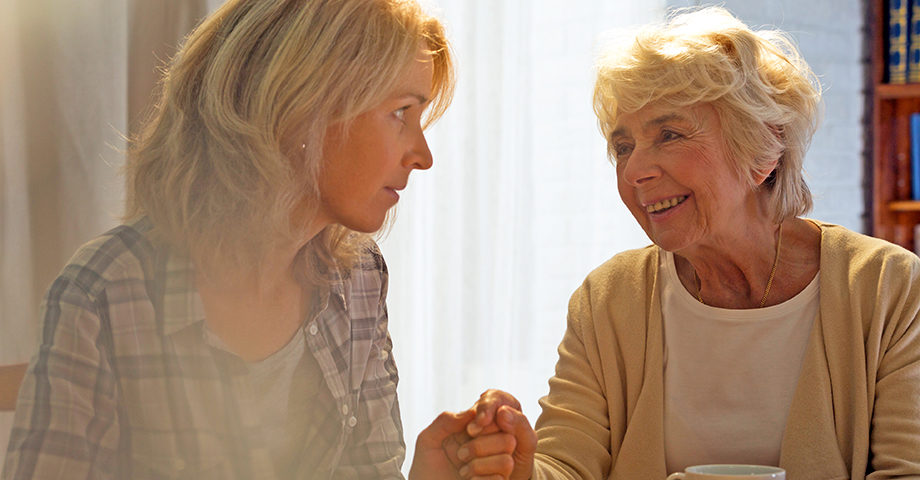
610, 101, 754, 253
315, 49, 435, 234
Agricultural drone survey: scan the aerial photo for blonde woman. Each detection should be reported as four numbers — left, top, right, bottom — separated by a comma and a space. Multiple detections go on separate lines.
476, 6, 920, 479
2, 0, 526, 478
524, 7, 920, 478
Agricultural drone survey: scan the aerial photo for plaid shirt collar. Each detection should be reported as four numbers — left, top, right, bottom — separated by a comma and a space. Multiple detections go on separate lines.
160, 251, 206, 336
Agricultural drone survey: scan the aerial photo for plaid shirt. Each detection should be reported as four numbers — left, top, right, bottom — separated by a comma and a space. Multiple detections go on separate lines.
2, 220, 405, 479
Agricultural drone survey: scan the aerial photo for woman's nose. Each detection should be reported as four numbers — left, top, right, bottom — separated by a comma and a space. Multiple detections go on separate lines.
404, 129, 433, 170
620, 146, 661, 186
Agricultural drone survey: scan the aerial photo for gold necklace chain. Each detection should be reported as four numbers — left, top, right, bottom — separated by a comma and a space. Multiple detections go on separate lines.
696, 222, 783, 308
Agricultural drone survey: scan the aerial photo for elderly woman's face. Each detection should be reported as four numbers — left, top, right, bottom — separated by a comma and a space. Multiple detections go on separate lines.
610, 102, 756, 252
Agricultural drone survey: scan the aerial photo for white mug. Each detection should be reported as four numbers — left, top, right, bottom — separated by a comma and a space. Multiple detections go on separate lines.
666, 464, 785, 480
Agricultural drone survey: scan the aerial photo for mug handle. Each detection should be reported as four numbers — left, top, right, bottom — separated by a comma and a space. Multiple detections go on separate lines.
666, 474, 686, 480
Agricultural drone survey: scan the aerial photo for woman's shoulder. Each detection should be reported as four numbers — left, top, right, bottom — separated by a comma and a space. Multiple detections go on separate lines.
567, 244, 659, 313
336, 236, 389, 306
582, 244, 659, 288
57, 219, 160, 297
350, 235, 387, 276
813, 221, 920, 309
814, 220, 920, 273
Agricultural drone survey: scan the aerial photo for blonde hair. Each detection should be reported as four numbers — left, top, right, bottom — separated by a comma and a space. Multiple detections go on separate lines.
593, 6, 821, 222
125, 0, 454, 280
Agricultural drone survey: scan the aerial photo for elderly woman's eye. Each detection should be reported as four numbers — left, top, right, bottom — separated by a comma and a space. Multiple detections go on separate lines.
613, 143, 633, 159
661, 130, 683, 142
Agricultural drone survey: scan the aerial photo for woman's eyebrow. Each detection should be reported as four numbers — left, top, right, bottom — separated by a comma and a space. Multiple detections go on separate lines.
645, 112, 689, 129
393, 92, 429, 104
610, 112, 691, 140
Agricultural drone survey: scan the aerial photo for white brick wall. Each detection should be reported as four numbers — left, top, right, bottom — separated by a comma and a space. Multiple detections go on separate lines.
668, 0, 866, 231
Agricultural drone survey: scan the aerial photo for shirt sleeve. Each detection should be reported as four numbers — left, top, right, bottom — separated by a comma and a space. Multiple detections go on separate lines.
2, 275, 121, 480
333, 248, 406, 480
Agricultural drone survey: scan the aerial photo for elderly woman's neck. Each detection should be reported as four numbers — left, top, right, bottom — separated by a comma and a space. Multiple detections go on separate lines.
674, 217, 820, 309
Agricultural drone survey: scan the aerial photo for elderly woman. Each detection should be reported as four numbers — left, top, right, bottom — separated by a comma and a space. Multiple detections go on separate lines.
1, 0, 526, 479
487, 6, 920, 480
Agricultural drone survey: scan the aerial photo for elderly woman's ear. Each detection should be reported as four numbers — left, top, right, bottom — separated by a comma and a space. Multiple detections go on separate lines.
753, 124, 784, 185
754, 158, 780, 186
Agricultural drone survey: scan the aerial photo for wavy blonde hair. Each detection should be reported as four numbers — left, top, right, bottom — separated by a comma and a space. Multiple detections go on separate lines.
125, 0, 454, 281
593, 6, 821, 222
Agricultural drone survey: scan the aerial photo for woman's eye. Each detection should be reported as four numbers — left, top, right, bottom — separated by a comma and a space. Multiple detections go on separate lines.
393, 106, 410, 123
661, 130, 682, 142
613, 143, 633, 160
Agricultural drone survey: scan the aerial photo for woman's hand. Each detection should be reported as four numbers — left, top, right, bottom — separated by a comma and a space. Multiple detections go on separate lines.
464, 389, 537, 480
409, 410, 475, 479
409, 390, 536, 480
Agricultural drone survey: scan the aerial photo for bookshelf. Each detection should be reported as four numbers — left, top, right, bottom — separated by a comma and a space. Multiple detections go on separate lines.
867, 0, 920, 252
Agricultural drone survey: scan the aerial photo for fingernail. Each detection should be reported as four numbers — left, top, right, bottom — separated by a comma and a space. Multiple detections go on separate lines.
467, 422, 481, 436
500, 408, 513, 423
459, 465, 469, 477
457, 446, 470, 461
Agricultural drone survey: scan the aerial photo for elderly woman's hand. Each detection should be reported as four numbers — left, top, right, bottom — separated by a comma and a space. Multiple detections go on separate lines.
463, 389, 537, 480
409, 390, 536, 480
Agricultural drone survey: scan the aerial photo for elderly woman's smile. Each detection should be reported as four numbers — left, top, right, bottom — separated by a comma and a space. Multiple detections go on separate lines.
644, 195, 689, 214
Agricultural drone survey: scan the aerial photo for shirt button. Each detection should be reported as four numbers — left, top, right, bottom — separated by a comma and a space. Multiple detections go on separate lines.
341, 403, 349, 415
348, 416, 358, 427
309, 323, 318, 335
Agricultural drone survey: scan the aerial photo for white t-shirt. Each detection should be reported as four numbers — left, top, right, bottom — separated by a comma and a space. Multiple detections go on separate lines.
659, 249, 819, 473
204, 325, 319, 475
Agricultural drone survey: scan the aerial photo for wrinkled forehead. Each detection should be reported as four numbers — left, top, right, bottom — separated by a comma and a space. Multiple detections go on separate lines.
609, 102, 717, 138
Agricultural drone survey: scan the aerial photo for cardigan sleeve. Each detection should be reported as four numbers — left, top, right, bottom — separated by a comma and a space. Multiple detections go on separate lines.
866, 249, 920, 478
532, 246, 664, 480
532, 281, 614, 480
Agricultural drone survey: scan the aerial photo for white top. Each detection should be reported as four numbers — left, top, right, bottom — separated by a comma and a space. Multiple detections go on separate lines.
204, 325, 318, 474
659, 249, 820, 473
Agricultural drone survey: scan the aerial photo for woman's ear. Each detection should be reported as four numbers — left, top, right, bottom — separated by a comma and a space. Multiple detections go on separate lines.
754, 157, 779, 186
754, 124, 783, 186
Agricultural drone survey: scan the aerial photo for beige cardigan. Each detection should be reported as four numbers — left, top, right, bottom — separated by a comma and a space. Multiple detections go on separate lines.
532, 222, 920, 480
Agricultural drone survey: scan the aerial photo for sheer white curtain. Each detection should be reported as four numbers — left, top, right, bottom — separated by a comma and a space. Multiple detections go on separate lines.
0, 0, 661, 469
380, 0, 662, 471
0, 0, 220, 460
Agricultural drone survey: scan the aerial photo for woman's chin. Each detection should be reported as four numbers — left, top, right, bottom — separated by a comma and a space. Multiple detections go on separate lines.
340, 216, 388, 234
648, 229, 695, 253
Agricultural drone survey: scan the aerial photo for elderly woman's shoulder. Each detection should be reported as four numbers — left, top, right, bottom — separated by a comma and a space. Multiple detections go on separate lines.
816, 221, 920, 272
580, 244, 659, 290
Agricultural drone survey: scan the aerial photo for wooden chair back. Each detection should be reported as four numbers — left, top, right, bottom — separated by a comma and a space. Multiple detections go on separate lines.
0, 363, 28, 411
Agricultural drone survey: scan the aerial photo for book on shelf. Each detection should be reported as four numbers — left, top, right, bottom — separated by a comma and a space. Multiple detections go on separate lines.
912, 112, 920, 199
911, 0, 920, 81
891, 0, 909, 83
915, 224, 920, 255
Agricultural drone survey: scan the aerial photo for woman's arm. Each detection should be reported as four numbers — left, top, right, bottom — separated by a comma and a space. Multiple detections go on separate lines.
2, 276, 120, 480
867, 253, 920, 478
532, 284, 615, 480
334, 249, 406, 479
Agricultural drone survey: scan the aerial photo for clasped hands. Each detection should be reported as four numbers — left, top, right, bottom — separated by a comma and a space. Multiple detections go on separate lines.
408, 389, 537, 480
